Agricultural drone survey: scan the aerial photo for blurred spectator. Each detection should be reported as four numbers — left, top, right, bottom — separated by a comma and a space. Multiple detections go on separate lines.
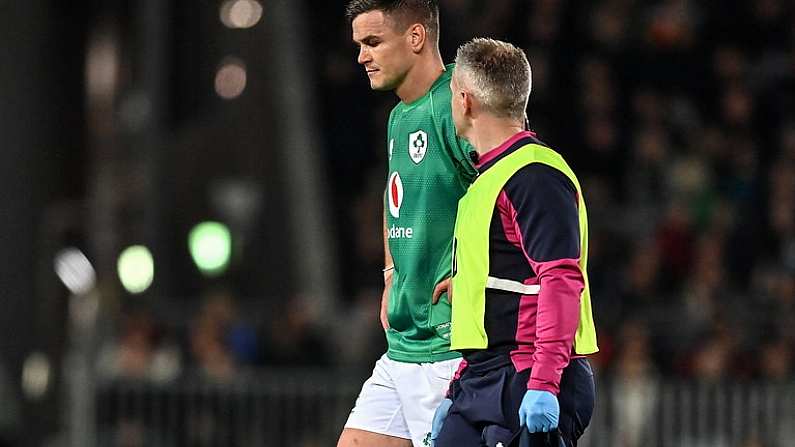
609, 320, 658, 447
189, 289, 258, 381
588, 0, 633, 52
334, 287, 387, 370
644, 0, 699, 51
96, 309, 181, 383
260, 294, 332, 367
758, 336, 793, 381
689, 327, 736, 381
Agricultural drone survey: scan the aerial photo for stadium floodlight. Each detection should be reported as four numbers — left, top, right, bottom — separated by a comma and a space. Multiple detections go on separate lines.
220, 0, 263, 29
22, 352, 51, 401
215, 58, 247, 100
117, 245, 154, 294
189, 221, 232, 277
54, 248, 97, 295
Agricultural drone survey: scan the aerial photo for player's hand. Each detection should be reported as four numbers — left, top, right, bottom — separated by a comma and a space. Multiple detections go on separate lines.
519, 390, 559, 433
381, 270, 393, 330
432, 278, 451, 304
430, 397, 453, 446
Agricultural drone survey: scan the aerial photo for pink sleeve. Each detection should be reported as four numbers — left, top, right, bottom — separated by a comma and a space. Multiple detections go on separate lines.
499, 166, 585, 394
525, 258, 583, 394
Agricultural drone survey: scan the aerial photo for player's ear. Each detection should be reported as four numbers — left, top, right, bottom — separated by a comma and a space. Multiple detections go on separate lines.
407, 23, 426, 53
462, 91, 473, 117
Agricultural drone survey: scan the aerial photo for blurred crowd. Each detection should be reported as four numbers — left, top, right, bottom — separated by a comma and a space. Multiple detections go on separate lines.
96, 0, 795, 385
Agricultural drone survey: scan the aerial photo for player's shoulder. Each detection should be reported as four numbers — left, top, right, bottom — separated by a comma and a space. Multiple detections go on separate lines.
389, 98, 404, 113
424, 66, 455, 124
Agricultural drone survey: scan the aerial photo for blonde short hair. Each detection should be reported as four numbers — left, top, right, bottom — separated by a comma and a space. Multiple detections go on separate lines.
454, 38, 531, 121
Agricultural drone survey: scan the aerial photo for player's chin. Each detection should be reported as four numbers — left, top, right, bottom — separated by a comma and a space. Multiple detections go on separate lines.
369, 80, 390, 91
369, 76, 394, 92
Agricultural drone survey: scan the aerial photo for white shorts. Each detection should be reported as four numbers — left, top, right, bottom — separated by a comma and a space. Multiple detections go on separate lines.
344, 353, 461, 447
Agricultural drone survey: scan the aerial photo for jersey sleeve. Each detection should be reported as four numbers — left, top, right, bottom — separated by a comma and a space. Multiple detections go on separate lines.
503, 164, 584, 394
434, 91, 478, 184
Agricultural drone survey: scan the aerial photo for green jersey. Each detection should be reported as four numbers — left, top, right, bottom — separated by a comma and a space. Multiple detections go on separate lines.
385, 65, 477, 363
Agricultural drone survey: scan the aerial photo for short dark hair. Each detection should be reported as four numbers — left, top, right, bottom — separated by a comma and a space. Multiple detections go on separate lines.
346, 0, 439, 36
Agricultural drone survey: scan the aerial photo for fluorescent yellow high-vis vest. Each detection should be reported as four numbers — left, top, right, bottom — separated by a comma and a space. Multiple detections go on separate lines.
450, 143, 598, 354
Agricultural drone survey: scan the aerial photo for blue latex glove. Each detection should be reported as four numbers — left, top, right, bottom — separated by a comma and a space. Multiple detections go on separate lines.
430, 398, 453, 446
518, 390, 559, 433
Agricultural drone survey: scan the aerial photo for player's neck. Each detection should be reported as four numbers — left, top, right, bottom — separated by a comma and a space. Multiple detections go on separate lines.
469, 118, 525, 156
396, 53, 445, 104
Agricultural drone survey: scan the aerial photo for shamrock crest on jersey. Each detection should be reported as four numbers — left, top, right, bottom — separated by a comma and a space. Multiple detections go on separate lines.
409, 130, 428, 164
